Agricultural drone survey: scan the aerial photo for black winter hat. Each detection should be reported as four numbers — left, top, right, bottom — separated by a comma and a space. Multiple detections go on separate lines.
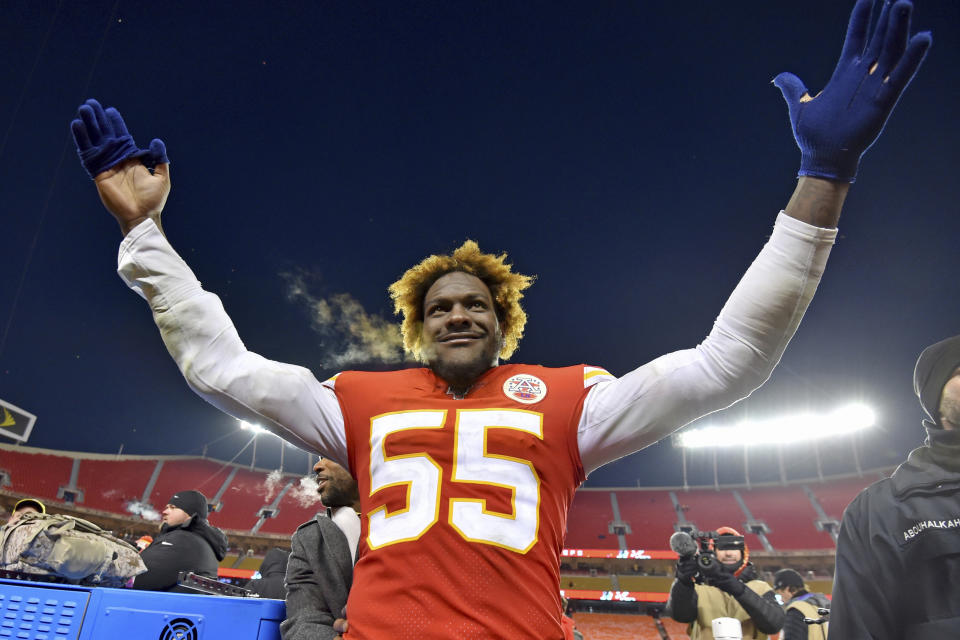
913, 335, 960, 429
168, 490, 209, 520
773, 568, 805, 591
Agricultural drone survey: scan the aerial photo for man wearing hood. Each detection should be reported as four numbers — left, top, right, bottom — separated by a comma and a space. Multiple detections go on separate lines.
247, 547, 291, 600
665, 527, 784, 639
772, 568, 829, 640
133, 490, 228, 592
830, 335, 960, 638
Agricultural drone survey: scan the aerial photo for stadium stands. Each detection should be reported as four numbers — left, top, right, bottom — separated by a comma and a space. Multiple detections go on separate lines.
615, 490, 677, 550
564, 490, 617, 548
1, 443, 884, 555
209, 467, 280, 531
149, 458, 235, 510
668, 488, 765, 550
0, 446, 72, 502
76, 457, 156, 513
739, 485, 834, 550
256, 480, 324, 536
808, 473, 881, 521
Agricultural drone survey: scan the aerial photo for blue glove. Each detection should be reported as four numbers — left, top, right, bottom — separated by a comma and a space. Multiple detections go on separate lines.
774, 0, 932, 182
70, 99, 169, 179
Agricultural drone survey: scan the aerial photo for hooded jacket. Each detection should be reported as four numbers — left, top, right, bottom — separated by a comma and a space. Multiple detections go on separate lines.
830, 335, 960, 638
246, 547, 290, 600
133, 515, 228, 592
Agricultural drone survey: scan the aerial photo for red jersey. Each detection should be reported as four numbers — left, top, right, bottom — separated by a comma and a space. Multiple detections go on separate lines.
331, 364, 594, 639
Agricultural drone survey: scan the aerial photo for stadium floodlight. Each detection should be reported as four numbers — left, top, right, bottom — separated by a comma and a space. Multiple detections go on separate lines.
676, 402, 876, 448
239, 420, 267, 435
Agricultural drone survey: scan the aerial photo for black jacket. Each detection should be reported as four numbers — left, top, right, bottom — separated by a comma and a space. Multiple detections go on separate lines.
666, 562, 784, 638
133, 516, 228, 592
781, 590, 830, 640
830, 428, 960, 638
246, 547, 290, 600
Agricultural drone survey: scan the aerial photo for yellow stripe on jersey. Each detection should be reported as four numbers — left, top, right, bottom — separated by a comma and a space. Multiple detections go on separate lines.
583, 366, 614, 387
322, 372, 343, 388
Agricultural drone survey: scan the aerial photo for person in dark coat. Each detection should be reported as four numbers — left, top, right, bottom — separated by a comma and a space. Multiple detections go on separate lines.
772, 568, 829, 640
281, 457, 360, 640
133, 490, 228, 592
247, 547, 290, 599
830, 335, 960, 638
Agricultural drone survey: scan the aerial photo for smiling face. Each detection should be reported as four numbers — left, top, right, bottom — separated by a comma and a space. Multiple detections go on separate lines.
716, 548, 743, 566
420, 271, 503, 393
314, 458, 360, 511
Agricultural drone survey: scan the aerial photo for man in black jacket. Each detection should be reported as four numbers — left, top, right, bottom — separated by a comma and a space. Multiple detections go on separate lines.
665, 527, 784, 639
772, 568, 829, 640
830, 335, 960, 638
133, 490, 228, 592
247, 547, 291, 599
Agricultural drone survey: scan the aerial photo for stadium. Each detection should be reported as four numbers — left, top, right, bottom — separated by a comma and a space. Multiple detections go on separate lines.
2, 0, 958, 638
0, 439, 883, 639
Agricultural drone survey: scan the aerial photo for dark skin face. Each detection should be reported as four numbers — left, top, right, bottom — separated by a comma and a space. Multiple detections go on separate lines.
314, 458, 361, 511
420, 271, 503, 396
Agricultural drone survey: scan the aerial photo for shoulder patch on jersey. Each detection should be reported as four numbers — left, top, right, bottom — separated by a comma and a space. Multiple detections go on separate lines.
583, 366, 615, 388
503, 373, 547, 404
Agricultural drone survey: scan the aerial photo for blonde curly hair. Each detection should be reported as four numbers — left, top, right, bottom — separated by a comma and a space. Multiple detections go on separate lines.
388, 240, 534, 361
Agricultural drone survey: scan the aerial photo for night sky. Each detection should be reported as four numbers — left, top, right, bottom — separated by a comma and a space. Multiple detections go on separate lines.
2, 1, 958, 488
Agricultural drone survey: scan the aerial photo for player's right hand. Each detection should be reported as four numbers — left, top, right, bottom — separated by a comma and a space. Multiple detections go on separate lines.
333, 607, 349, 638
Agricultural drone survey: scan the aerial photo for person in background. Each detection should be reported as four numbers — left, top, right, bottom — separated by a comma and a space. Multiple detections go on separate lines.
665, 527, 784, 640
135, 534, 153, 552
247, 547, 291, 600
5, 498, 45, 525
830, 335, 960, 637
772, 568, 829, 640
133, 490, 228, 592
282, 457, 360, 640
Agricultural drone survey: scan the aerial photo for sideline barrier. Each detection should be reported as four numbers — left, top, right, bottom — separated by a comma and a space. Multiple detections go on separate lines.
0, 577, 284, 640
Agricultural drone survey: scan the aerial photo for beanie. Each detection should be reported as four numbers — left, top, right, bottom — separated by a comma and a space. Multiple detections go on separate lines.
168, 490, 208, 520
773, 568, 805, 591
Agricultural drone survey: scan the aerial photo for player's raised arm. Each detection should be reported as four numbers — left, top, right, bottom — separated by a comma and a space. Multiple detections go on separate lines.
777, 0, 930, 228
71, 99, 171, 236
71, 99, 351, 469
576, 0, 931, 474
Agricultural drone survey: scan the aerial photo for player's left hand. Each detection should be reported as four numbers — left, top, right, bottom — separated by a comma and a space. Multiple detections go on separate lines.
774, 0, 932, 182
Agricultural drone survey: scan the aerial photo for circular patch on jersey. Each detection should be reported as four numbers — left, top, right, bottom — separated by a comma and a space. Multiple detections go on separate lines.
503, 374, 547, 404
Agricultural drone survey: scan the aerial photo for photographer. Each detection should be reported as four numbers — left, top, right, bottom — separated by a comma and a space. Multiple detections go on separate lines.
665, 527, 784, 640
773, 568, 829, 640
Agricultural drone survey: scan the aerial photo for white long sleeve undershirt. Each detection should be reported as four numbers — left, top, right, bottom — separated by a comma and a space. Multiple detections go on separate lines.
118, 214, 835, 475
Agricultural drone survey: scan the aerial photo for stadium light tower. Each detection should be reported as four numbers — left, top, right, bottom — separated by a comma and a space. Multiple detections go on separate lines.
675, 402, 876, 448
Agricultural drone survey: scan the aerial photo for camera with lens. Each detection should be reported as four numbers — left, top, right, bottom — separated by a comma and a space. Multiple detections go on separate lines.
670, 528, 746, 584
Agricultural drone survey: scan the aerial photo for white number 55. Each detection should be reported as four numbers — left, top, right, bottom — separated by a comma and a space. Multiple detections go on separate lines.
367, 408, 543, 553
